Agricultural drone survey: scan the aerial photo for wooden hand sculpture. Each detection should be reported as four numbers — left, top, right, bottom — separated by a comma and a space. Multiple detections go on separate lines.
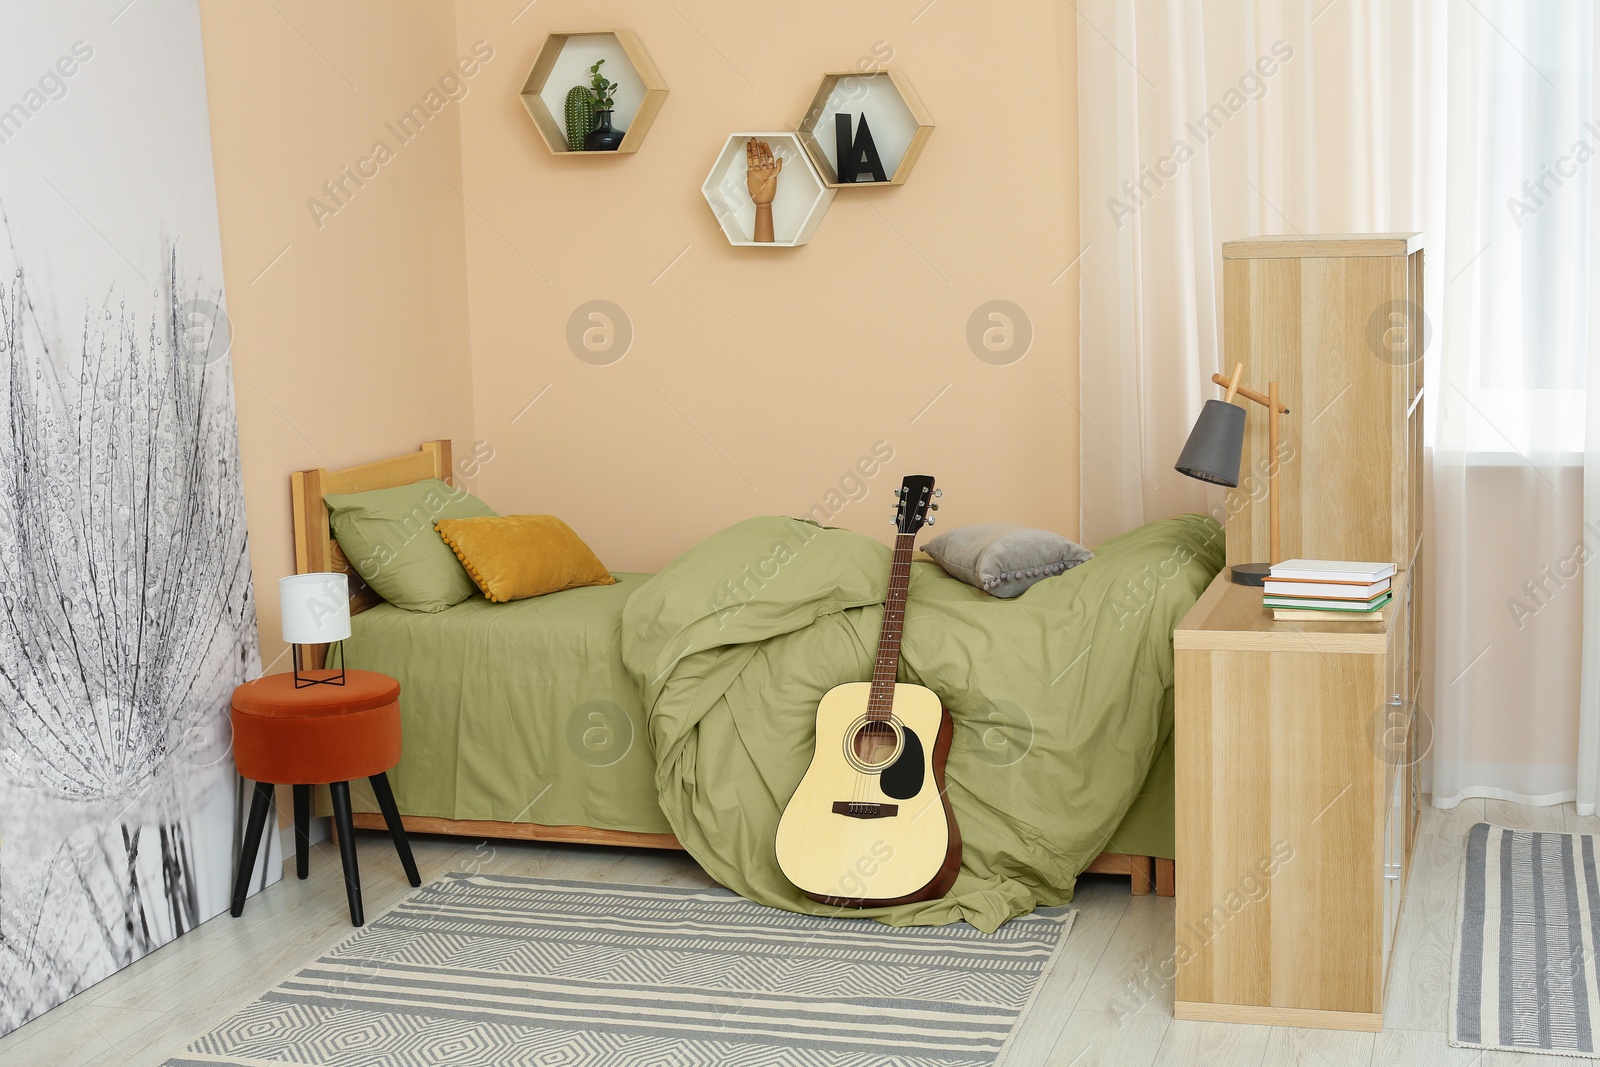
745, 138, 783, 243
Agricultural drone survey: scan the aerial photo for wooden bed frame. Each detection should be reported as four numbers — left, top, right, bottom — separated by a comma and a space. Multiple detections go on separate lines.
290, 440, 1175, 896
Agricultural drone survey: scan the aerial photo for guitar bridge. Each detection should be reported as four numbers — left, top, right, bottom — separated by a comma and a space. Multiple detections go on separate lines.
831, 801, 899, 819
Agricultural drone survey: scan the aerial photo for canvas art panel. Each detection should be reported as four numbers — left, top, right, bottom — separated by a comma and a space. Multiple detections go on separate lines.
0, 0, 269, 1035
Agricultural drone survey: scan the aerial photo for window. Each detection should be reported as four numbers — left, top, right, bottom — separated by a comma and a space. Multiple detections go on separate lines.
1441, 0, 1591, 455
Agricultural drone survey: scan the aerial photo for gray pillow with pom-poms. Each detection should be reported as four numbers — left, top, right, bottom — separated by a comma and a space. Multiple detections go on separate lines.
923, 523, 1093, 599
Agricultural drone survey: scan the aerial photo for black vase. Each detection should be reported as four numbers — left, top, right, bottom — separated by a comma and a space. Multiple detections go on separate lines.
584, 110, 626, 152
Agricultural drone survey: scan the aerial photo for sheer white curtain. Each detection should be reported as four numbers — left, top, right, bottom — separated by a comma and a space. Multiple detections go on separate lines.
1432, 1, 1596, 809
1077, 1, 1600, 810
1077, 0, 1433, 547
1567, 6, 1600, 814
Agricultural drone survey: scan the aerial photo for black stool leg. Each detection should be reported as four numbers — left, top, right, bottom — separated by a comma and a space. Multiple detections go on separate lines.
328, 781, 364, 926
292, 784, 311, 880
231, 781, 275, 918
370, 773, 421, 887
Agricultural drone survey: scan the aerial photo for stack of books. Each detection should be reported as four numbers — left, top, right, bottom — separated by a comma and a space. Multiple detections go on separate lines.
1263, 560, 1397, 621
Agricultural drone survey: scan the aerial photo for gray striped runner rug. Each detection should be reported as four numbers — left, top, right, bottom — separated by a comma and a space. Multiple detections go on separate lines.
163, 873, 1075, 1066
1453, 822, 1600, 1058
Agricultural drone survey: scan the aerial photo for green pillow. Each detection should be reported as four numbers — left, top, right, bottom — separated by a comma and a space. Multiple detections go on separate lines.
325, 478, 497, 612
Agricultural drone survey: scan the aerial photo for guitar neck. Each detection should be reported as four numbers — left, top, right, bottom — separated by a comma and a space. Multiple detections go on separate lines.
868, 533, 916, 718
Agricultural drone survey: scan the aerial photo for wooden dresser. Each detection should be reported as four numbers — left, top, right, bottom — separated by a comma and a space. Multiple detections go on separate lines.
1173, 234, 1425, 1032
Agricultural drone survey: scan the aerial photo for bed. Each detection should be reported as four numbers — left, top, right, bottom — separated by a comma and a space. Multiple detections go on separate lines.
292, 441, 1193, 903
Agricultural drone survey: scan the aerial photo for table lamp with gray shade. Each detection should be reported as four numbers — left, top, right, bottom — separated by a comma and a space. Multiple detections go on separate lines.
1175, 361, 1291, 586
280, 572, 350, 686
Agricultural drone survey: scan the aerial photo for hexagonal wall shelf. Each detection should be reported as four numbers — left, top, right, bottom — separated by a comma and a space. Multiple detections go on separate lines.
797, 70, 934, 187
701, 133, 836, 248
520, 30, 667, 156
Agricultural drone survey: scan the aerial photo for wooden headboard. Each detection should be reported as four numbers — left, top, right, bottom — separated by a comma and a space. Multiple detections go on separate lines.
289, 439, 453, 624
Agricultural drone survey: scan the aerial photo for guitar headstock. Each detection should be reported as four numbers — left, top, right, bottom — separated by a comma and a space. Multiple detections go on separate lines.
892, 475, 941, 536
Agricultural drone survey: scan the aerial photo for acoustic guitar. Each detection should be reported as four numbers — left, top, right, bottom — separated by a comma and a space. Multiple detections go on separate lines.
775, 475, 961, 907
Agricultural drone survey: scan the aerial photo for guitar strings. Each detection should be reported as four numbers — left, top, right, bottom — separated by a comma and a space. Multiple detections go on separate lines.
859, 528, 909, 807
852, 500, 922, 809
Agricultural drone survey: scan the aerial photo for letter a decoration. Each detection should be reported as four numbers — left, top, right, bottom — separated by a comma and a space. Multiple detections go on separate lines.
834, 113, 889, 183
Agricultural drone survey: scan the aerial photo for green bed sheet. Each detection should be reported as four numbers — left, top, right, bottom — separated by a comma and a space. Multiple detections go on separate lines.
341, 573, 671, 835
340, 515, 1218, 930
624, 514, 1222, 930
1109, 727, 1177, 860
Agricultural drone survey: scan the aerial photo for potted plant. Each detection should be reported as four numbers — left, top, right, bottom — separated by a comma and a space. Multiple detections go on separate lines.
582, 59, 625, 151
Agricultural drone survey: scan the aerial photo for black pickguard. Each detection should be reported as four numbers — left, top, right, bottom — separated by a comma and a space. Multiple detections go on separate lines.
879, 727, 926, 800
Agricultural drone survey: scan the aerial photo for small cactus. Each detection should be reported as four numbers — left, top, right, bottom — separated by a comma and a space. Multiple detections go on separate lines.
564, 86, 595, 151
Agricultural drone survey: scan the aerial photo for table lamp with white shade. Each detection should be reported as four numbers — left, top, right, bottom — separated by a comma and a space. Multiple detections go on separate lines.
280, 572, 350, 687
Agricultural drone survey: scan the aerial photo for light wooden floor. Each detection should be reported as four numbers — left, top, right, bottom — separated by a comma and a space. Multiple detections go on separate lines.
2, 797, 1593, 1066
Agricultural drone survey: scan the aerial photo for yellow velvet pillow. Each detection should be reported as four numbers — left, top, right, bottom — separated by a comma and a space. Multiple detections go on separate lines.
433, 515, 616, 603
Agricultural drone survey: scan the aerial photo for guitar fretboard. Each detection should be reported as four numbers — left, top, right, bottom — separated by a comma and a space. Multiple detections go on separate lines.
867, 533, 916, 720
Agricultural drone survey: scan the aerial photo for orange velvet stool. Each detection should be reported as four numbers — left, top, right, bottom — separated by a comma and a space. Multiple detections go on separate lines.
229, 669, 419, 926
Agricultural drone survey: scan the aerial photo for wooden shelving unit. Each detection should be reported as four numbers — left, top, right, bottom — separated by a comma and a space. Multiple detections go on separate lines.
519, 30, 667, 156
796, 70, 934, 188
700, 132, 836, 248
1174, 570, 1419, 1032
1220, 232, 1425, 571
1174, 233, 1427, 1033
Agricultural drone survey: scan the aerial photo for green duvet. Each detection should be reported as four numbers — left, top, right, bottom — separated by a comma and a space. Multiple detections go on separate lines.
623, 514, 1223, 931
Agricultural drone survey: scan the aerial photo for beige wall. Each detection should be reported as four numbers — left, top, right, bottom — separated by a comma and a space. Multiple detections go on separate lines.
201, 1, 1081, 665
452, 0, 1080, 570
199, 1, 478, 668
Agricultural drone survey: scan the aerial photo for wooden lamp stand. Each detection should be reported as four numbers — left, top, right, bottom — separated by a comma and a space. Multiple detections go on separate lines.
1210, 362, 1290, 586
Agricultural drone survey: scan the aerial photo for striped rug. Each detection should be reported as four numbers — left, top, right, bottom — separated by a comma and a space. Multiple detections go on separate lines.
163, 873, 1074, 1066
1453, 822, 1600, 1058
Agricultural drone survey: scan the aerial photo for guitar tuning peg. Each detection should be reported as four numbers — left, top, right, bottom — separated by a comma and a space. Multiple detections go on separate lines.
930, 504, 939, 511
926, 516, 936, 526
933, 489, 943, 497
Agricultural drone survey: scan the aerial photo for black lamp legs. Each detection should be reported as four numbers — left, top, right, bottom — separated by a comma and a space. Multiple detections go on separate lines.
291, 642, 346, 688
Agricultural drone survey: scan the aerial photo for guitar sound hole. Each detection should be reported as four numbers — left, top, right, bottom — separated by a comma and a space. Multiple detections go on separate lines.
853, 721, 899, 767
